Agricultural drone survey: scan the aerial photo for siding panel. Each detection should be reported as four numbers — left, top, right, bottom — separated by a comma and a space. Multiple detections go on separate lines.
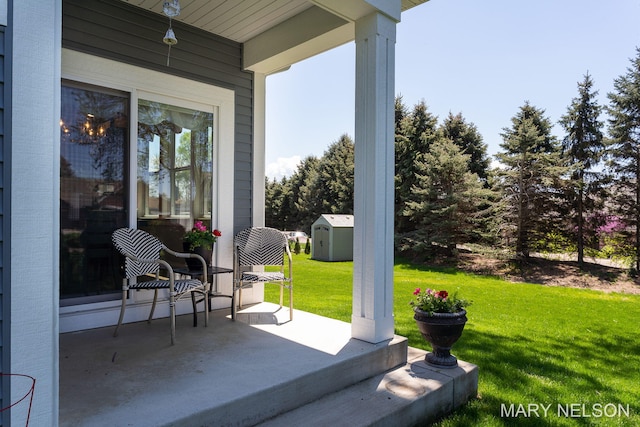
63, 0, 254, 231
0, 21, 7, 426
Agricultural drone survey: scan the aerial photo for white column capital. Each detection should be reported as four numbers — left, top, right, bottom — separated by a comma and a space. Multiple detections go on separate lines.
355, 9, 397, 42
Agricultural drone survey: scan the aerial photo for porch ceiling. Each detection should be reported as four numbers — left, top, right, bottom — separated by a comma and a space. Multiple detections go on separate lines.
119, 0, 429, 73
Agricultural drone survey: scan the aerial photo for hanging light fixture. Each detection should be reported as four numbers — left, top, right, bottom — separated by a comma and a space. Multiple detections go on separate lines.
163, 0, 181, 66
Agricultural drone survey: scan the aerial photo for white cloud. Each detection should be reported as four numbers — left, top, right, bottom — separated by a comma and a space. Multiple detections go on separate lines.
266, 155, 301, 180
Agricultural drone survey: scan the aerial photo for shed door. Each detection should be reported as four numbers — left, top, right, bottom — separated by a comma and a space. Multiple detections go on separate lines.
314, 225, 330, 260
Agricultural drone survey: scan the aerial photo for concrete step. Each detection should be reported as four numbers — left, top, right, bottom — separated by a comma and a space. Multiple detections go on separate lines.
254, 347, 479, 427
200, 334, 410, 426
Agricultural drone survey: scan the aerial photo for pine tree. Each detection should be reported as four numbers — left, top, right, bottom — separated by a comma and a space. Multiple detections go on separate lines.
288, 155, 320, 233
559, 72, 605, 267
440, 112, 491, 183
606, 47, 640, 270
395, 100, 440, 234
402, 139, 490, 257
312, 134, 354, 215
495, 102, 564, 259
265, 176, 290, 229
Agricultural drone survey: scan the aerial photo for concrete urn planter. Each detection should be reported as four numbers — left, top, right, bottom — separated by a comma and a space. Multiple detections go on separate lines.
414, 309, 467, 368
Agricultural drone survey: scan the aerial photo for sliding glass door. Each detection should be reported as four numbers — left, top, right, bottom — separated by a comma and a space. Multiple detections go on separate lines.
60, 82, 128, 303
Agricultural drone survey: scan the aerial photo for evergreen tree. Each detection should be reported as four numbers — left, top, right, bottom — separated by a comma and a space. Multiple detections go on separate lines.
312, 134, 354, 215
264, 176, 292, 230
606, 47, 640, 270
559, 72, 605, 267
495, 102, 564, 259
402, 139, 490, 257
440, 112, 491, 183
394, 96, 411, 233
395, 100, 440, 234
287, 155, 320, 233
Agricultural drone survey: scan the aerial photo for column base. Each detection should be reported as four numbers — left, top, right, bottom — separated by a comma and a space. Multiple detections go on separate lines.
351, 314, 395, 343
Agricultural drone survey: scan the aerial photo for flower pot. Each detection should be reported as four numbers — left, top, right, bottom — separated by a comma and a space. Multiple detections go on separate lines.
183, 242, 212, 271
414, 309, 467, 368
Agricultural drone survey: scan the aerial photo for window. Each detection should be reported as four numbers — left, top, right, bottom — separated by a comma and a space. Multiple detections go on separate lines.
136, 99, 214, 251
59, 82, 129, 303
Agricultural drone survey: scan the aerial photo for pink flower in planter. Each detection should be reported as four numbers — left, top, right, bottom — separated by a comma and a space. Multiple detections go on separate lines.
435, 290, 448, 299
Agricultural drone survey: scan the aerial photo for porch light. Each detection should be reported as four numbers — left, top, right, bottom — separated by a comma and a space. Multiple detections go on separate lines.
162, 0, 181, 67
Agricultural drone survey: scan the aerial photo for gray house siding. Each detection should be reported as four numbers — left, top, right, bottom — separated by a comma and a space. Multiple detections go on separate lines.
62, 0, 254, 233
0, 20, 8, 425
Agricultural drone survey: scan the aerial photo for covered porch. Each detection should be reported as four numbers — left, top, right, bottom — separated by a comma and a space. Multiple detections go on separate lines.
7, 0, 481, 425
60, 303, 477, 426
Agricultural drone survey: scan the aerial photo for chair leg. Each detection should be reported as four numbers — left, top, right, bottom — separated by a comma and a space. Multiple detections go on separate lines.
191, 291, 198, 327
148, 289, 159, 323
279, 284, 284, 307
204, 289, 209, 327
289, 285, 293, 321
113, 286, 127, 337
231, 288, 237, 321
170, 292, 176, 345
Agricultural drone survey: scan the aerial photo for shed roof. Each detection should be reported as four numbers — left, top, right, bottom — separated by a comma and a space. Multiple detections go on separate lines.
317, 214, 354, 227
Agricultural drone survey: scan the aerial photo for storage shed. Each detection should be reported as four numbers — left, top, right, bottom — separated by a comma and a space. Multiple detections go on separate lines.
311, 214, 354, 261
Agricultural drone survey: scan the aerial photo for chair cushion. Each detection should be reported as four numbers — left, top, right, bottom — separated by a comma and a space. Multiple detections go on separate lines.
241, 272, 286, 282
129, 279, 204, 293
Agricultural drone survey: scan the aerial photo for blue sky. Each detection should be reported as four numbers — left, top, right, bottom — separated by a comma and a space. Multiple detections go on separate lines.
265, 0, 640, 180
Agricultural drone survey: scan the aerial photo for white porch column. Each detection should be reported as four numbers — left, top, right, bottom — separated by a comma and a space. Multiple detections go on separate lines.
253, 71, 267, 228
10, 0, 61, 425
351, 11, 397, 343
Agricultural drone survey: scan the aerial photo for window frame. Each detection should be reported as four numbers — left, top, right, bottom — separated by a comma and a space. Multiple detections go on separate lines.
136, 94, 216, 222
60, 49, 235, 333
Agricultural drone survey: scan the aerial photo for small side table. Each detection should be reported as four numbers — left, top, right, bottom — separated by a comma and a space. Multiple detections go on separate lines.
173, 266, 233, 326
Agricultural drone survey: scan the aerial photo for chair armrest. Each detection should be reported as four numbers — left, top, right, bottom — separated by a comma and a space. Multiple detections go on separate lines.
125, 255, 177, 291
163, 247, 208, 285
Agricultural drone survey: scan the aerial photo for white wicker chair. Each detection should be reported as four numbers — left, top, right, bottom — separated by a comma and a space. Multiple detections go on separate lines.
233, 227, 293, 321
111, 227, 209, 345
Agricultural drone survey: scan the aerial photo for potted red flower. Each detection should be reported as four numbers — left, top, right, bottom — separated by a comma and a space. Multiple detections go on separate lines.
410, 288, 471, 368
183, 221, 221, 270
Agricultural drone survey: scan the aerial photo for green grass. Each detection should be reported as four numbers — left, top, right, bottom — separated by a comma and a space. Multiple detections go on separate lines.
265, 254, 640, 426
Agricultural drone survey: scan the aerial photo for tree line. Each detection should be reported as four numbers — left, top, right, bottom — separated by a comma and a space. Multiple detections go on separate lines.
266, 47, 640, 270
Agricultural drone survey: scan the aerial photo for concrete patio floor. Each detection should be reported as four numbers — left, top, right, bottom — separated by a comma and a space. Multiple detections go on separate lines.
59, 303, 477, 426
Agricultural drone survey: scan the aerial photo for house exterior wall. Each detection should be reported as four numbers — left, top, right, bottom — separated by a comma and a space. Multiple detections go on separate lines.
9, 1, 61, 425
63, 0, 255, 235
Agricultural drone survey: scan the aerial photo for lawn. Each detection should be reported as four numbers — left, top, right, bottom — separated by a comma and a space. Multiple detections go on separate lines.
264, 253, 640, 426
